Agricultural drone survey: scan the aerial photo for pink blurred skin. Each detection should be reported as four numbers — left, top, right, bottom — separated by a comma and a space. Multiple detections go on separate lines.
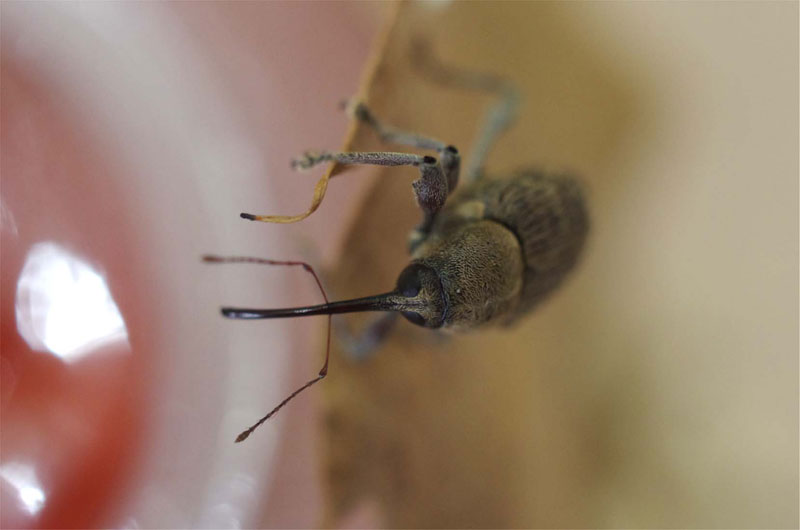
2, 3, 380, 528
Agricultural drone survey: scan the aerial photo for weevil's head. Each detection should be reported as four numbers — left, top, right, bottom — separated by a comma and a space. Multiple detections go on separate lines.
217, 261, 447, 328
391, 220, 526, 330
391, 262, 447, 328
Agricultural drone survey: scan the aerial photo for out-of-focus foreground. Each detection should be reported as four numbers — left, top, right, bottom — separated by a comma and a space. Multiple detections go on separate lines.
1, 2, 378, 528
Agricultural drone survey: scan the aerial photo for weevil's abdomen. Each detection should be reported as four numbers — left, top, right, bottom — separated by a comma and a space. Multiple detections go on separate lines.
441, 170, 589, 323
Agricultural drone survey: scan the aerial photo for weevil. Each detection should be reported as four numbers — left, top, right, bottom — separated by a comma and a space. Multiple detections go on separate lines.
205, 42, 589, 442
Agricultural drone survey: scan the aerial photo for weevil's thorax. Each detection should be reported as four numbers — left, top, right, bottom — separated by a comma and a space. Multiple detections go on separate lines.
409, 219, 525, 330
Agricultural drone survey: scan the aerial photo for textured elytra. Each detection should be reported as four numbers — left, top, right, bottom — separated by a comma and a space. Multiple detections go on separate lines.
439, 170, 589, 322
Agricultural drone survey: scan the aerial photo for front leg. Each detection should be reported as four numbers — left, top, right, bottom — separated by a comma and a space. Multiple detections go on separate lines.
291, 150, 449, 243
343, 101, 461, 193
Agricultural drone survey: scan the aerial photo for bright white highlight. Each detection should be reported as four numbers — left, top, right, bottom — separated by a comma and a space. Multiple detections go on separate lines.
15, 242, 129, 362
0, 462, 47, 515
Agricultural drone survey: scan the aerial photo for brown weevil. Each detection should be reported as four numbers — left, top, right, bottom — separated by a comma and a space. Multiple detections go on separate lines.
206, 42, 589, 442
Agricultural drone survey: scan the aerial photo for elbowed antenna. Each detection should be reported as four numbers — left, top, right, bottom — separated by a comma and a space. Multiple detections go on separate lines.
203, 254, 348, 443
221, 291, 407, 320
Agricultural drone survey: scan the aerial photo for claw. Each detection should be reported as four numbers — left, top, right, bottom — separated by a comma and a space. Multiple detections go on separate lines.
291, 150, 321, 171
340, 98, 370, 122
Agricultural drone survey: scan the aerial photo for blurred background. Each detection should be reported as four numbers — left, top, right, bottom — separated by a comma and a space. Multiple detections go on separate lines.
1, 2, 797, 529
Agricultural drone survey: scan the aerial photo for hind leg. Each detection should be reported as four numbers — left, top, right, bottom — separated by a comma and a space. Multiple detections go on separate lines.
411, 40, 521, 184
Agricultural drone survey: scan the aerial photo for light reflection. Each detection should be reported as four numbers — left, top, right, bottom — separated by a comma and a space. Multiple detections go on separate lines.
0, 462, 46, 515
15, 242, 129, 362
198, 472, 256, 528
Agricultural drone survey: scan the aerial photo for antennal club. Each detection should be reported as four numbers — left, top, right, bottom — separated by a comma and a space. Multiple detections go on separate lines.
202, 255, 331, 443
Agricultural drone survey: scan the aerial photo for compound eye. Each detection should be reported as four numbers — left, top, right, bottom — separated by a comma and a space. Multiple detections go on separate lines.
396, 265, 423, 297
401, 311, 426, 327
